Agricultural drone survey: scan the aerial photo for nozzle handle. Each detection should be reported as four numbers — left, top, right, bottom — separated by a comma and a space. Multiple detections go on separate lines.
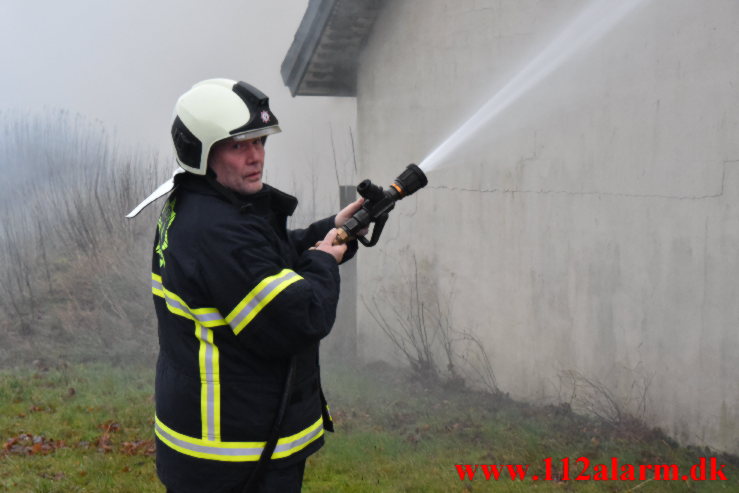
357, 213, 388, 247
333, 213, 388, 247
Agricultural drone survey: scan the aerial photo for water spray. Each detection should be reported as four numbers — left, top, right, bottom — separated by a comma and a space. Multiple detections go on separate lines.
418, 0, 647, 173
335, 164, 428, 247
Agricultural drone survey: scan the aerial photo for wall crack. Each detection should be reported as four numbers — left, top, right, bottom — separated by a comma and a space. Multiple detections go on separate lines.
429, 161, 734, 201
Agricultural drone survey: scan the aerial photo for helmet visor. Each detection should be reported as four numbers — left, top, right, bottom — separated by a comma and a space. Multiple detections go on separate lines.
231, 125, 281, 142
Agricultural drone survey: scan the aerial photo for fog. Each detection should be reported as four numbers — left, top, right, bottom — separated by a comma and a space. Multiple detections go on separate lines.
0, 0, 356, 211
1, 2, 737, 489
0, 0, 359, 366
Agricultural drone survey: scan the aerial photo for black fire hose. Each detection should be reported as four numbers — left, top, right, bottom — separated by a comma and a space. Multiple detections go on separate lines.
240, 356, 296, 493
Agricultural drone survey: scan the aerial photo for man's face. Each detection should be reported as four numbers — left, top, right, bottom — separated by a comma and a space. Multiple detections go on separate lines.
208, 137, 265, 194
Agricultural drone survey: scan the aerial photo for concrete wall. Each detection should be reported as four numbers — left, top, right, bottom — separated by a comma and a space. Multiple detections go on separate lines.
354, 0, 739, 453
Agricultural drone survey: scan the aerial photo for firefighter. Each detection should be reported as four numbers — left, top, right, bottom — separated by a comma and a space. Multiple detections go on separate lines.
151, 78, 361, 492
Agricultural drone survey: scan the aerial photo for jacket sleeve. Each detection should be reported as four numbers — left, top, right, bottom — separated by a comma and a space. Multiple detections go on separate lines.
288, 215, 359, 264
288, 216, 335, 253
198, 218, 341, 356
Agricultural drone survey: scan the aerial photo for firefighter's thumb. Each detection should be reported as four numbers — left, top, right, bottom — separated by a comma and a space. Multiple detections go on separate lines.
315, 228, 347, 263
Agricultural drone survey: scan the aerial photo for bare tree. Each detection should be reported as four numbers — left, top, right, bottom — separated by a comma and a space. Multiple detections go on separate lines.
362, 254, 499, 393
558, 366, 653, 430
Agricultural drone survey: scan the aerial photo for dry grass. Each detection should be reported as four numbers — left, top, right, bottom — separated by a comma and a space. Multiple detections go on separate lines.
0, 109, 164, 367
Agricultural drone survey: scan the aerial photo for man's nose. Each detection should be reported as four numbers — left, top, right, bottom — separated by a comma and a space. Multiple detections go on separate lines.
244, 147, 261, 162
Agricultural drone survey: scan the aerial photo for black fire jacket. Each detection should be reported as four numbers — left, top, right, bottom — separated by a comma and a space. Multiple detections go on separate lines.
151, 174, 352, 492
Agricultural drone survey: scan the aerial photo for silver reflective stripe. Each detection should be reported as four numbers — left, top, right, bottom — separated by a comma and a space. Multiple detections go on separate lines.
193, 310, 225, 324
165, 293, 223, 325
273, 425, 323, 455
152, 275, 226, 326
155, 418, 325, 461
152, 276, 163, 292
229, 271, 301, 330
156, 422, 261, 458
200, 325, 217, 441
153, 274, 223, 441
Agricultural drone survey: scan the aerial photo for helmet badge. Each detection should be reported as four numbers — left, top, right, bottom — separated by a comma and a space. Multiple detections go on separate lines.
260, 110, 271, 123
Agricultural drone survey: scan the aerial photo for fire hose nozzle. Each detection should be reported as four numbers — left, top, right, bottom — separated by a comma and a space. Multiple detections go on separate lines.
393, 163, 428, 197
337, 164, 428, 247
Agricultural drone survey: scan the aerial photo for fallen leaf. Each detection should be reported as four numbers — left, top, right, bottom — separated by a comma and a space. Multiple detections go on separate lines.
4, 437, 19, 450
96, 432, 113, 453
38, 472, 65, 481
2, 433, 61, 456
99, 420, 121, 433
121, 439, 156, 456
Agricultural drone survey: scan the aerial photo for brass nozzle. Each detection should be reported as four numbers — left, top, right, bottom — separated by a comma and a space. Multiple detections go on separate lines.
334, 228, 351, 245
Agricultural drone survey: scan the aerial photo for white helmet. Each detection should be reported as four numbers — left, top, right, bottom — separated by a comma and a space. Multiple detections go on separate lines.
171, 78, 281, 175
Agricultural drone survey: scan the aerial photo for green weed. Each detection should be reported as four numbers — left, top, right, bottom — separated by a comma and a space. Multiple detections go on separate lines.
0, 363, 736, 492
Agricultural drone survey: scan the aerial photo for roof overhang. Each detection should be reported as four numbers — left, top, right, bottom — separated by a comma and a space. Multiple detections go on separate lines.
281, 0, 385, 97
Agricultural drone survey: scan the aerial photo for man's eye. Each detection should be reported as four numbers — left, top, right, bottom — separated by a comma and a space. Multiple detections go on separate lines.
231, 139, 261, 150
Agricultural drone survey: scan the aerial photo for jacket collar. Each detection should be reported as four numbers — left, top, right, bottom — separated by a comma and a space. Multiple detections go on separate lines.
178, 173, 298, 216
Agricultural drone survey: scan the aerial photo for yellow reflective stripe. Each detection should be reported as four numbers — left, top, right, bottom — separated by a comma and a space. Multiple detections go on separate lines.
155, 415, 325, 462
197, 324, 221, 441
271, 418, 324, 459
152, 273, 164, 297
198, 324, 207, 439
226, 269, 303, 335
152, 273, 227, 327
213, 345, 221, 442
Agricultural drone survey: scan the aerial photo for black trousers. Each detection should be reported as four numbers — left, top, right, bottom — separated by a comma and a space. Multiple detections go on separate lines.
166, 459, 306, 493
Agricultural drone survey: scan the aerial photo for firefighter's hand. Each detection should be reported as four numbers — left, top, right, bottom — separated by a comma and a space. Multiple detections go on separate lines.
335, 198, 364, 228
335, 198, 369, 237
311, 228, 347, 263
